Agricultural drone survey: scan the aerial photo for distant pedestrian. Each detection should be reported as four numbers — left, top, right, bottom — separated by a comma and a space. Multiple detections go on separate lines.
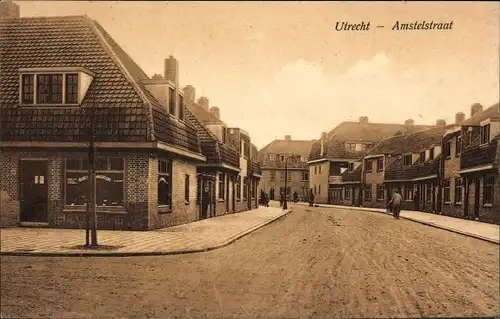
388, 188, 403, 219
280, 192, 285, 207
413, 190, 420, 211
309, 189, 315, 207
293, 191, 298, 203
265, 193, 270, 207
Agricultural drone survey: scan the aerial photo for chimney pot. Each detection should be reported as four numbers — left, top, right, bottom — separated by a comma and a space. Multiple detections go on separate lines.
198, 96, 209, 109
470, 103, 483, 117
183, 85, 196, 102
455, 112, 465, 125
164, 56, 179, 86
209, 106, 220, 120
359, 116, 369, 124
151, 73, 164, 80
436, 119, 446, 126
0, 0, 20, 18
284, 135, 291, 140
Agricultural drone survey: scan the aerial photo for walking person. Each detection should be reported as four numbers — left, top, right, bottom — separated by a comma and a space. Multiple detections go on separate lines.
265, 193, 270, 207
388, 188, 403, 219
308, 188, 315, 207
280, 192, 285, 207
413, 189, 420, 211
293, 191, 298, 203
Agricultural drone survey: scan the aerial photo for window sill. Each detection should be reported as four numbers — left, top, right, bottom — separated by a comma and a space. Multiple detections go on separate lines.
445, 156, 451, 160
443, 201, 451, 205
376, 198, 384, 202
454, 202, 462, 206
158, 205, 172, 214
483, 203, 493, 208
217, 199, 225, 202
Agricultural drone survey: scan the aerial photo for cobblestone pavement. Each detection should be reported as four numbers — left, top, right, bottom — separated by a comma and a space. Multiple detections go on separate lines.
1, 204, 498, 318
0, 206, 289, 256
294, 201, 499, 244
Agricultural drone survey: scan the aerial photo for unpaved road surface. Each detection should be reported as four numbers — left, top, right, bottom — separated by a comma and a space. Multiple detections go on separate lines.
1, 205, 499, 318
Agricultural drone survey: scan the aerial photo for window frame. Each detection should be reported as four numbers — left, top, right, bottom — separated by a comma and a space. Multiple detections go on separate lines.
376, 158, 384, 171
480, 123, 491, 145
344, 186, 351, 200
158, 159, 173, 209
20, 72, 82, 106
443, 179, 451, 203
404, 185, 414, 201
236, 175, 242, 200
364, 184, 372, 201
365, 159, 373, 173
218, 172, 226, 200
455, 135, 462, 156
270, 171, 276, 181
444, 139, 452, 158
419, 151, 426, 164
64, 157, 125, 208
376, 184, 384, 201
454, 177, 462, 204
403, 154, 412, 167
184, 174, 190, 204
483, 176, 494, 205
301, 171, 309, 181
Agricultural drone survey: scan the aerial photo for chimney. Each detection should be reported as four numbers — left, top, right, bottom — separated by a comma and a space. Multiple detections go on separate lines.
183, 85, 196, 102
209, 106, 220, 120
284, 135, 291, 141
436, 119, 447, 126
455, 112, 465, 125
164, 56, 179, 86
470, 103, 483, 117
0, 0, 20, 19
359, 116, 369, 124
321, 132, 327, 140
320, 132, 326, 156
404, 119, 415, 126
198, 96, 209, 109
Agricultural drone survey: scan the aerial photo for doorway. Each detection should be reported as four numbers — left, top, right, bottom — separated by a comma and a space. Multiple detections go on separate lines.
20, 160, 49, 223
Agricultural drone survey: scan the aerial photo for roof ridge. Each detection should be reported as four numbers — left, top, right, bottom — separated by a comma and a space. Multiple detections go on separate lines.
84, 16, 156, 141
1, 15, 87, 21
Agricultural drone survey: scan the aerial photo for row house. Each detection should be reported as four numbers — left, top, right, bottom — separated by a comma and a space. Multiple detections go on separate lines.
444, 103, 499, 223
307, 116, 434, 204
183, 86, 261, 215
258, 136, 315, 201
0, 5, 260, 230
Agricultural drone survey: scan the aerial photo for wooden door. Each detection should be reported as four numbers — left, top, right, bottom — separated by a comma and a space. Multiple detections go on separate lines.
20, 160, 49, 222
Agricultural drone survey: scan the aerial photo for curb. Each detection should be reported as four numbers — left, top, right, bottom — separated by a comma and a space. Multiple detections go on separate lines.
304, 203, 499, 245
0, 210, 292, 257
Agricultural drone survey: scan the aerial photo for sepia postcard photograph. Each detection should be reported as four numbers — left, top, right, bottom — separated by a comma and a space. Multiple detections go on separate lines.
0, 0, 499, 318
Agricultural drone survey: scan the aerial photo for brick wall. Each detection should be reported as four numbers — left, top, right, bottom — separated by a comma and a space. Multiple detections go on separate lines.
442, 134, 461, 216
462, 172, 499, 224
0, 150, 19, 226
309, 161, 329, 204
149, 157, 199, 229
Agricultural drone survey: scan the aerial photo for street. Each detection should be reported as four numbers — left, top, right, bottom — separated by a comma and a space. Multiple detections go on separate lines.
1, 204, 499, 318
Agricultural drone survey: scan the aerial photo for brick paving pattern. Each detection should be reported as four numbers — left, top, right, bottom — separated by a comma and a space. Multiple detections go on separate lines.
0, 207, 289, 255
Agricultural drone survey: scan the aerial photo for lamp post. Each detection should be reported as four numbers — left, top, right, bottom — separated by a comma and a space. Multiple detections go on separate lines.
86, 75, 98, 247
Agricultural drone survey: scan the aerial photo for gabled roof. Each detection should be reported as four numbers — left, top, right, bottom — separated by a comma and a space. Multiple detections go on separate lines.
461, 103, 500, 126
309, 121, 435, 161
0, 15, 200, 154
258, 139, 315, 169
366, 125, 453, 156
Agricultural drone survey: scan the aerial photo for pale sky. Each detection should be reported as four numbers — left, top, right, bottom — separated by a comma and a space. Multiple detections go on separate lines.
17, 1, 499, 149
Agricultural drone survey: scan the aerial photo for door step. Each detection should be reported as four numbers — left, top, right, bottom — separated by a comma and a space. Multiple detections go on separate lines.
20, 222, 50, 228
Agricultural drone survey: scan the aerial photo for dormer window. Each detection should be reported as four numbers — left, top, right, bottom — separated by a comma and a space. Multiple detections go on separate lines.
269, 154, 275, 161
19, 67, 94, 106
429, 147, 435, 160
419, 151, 426, 164
348, 162, 355, 171
480, 123, 491, 144
403, 154, 412, 166
168, 87, 175, 116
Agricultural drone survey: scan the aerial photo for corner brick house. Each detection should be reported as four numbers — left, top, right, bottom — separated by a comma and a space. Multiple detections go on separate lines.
308, 116, 434, 204
0, 9, 234, 230
183, 85, 260, 216
451, 103, 499, 223
258, 136, 315, 202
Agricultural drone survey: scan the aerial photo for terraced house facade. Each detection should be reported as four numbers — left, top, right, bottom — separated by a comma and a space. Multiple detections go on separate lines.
0, 6, 261, 230
308, 116, 434, 205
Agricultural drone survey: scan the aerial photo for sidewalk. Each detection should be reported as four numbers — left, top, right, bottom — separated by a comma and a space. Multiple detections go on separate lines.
295, 202, 499, 245
0, 207, 290, 257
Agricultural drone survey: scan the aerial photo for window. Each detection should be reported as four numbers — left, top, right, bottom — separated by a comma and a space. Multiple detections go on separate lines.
365, 159, 373, 173
483, 176, 494, 205
65, 74, 78, 104
419, 151, 426, 164
456, 135, 462, 156
243, 177, 248, 200
280, 187, 291, 197
287, 173, 291, 182
236, 175, 241, 200
403, 155, 412, 166
376, 184, 384, 201
376, 158, 384, 171
346, 143, 356, 152
355, 144, 365, 152
301, 155, 308, 162
481, 124, 491, 144
184, 174, 190, 203
444, 140, 451, 158
344, 187, 351, 200
426, 183, 432, 202
270, 171, 276, 181
314, 185, 317, 194
318, 165, 322, 174
252, 180, 256, 199
404, 185, 414, 201
158, 159, 172, 207
179, 94, 185, 120
454, 178, 462, 203
37, 74, 63, 104
349, 163, 355, 171
65, 157, 124, 207
314, 166, 317, 174
429, 147, 435, 160
443, 179, 451, 203
301, 171, 309, 181
280, 156, 285, 161
269, 154, 275, 161
318, 184, 321, 194
22, 74, 34, 104
280, 171, 285, 182
168, 87, 175, 116
218, 173, 226, 200
364, 185, 372, 200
